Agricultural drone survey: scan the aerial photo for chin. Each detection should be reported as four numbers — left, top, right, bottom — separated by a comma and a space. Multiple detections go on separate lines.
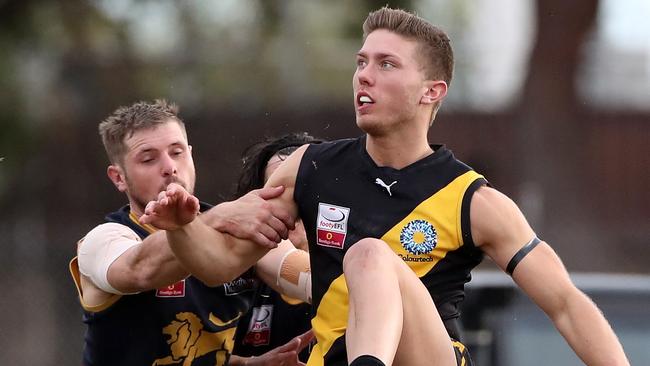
356, 117, 386, 137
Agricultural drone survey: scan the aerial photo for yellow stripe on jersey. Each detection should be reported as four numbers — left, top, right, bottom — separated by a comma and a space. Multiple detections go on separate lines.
380, 171, 483, 277
128, 211, 158, 234
308, 275, 349, 366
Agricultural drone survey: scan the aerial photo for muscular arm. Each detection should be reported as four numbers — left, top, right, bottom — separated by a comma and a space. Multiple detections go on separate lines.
141, 146, 306, 287
106, 230, 188, 293
471, 186, 629, 366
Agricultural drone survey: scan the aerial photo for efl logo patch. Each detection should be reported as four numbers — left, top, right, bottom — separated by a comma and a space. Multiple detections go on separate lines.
243, 304, 273, 346
316, 202, 350, 249
156, 279, 186, 297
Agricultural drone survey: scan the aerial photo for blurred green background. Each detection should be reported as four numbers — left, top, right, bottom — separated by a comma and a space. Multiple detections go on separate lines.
0, 0, 648, 364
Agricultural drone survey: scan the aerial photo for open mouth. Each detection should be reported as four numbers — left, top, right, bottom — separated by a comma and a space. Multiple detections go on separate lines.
357, 93, 375, 107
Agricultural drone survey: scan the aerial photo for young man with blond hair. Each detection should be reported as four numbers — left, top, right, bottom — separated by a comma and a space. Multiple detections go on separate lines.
142, 8, 629, 366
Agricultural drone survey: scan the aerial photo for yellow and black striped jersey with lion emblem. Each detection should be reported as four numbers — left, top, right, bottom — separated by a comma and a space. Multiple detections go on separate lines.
294, 136, 487, 366
69, 204, 256, 366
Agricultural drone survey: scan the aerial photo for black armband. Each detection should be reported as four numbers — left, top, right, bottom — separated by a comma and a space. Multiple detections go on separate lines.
506, 236, 541, 276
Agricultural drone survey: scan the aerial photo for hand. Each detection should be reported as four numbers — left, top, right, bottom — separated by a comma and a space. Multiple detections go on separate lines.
243, 330, 314, 366
140, 183, 200, 230
201, 186, 295, 249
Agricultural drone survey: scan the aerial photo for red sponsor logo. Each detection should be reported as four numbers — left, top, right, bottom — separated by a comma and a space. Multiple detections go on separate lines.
156, 280, 186, 297
317, 229, 346, 249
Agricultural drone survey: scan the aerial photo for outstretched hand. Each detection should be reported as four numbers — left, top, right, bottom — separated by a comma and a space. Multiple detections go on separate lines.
140, 183, 200, 230
243, 330, 314, 366
201, 186, 295, 249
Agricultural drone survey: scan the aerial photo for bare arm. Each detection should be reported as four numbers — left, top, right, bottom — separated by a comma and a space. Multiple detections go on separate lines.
140, 146, 305, 287
471, 186, 629, 366
106, 230, 188, 293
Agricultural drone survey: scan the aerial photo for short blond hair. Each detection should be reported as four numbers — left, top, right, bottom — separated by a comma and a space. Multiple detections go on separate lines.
98, 99, 186, 164
363, 7, 454, 85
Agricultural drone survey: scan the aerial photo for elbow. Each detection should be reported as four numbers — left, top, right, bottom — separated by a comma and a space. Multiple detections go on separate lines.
196, 270, 239, 288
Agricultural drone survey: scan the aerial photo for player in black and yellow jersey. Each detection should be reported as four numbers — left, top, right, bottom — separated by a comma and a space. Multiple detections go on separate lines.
140, 8, 629, 366
70, 100, 311, 366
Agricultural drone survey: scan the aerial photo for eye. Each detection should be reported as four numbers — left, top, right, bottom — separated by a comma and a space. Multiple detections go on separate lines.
171, 147, 185, 157
356, 58, 367, 68
380, 61, 395, 70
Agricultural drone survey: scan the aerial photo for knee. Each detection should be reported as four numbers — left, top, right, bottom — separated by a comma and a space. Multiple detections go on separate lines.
343, 238, 392, 273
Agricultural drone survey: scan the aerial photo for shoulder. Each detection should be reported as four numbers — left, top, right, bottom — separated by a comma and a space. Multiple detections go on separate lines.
470, 186, 535, 265
79, 223, 141, 252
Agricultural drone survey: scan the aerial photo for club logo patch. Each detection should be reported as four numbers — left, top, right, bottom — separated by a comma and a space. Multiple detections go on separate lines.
400, 219, 437, 255
316, 203, 350, 249
156, 279, 186, 297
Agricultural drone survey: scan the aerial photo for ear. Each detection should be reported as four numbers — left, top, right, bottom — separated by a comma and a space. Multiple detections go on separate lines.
420, 80, 448, 105
107, 164, 128, 193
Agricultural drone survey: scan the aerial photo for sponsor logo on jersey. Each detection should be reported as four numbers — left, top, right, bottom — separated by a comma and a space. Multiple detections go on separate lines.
400, 219, 437, 256
243, 304, 273, 346
316, 203, 350, 249
156, 279, 186, 297
224, 277, 257, 296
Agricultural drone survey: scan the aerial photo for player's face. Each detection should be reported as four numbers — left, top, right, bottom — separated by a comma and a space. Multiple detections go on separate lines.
116, 120, 196, 215
353, 29, 430, 135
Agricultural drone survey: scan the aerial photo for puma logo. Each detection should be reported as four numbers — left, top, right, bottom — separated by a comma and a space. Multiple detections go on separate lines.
375, 178, 397, 196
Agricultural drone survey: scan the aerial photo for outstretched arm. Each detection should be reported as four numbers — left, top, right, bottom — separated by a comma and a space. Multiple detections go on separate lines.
141, 184, 270, 285
140, 146, 305, 287
472, 186, 629, 366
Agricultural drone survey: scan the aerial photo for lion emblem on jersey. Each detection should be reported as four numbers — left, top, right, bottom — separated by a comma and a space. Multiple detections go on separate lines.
152, 312, 235, 366
400, 219, 437, 255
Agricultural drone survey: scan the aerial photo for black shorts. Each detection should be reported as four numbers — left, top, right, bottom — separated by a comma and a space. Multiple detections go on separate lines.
452, 339, 474, 366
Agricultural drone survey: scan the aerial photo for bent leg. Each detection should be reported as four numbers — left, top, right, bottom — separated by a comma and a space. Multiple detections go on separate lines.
343, 238, 456, 366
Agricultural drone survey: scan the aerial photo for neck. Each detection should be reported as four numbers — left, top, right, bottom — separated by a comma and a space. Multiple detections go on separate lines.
365, 133, 433, 170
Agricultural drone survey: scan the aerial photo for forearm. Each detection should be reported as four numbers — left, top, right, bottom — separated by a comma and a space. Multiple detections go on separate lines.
167, 219, 269, 286
552, 291, 629, 366
121, 231, 189, 290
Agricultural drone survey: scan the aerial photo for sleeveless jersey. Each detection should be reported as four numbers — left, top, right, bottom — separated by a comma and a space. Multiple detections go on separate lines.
294, 136, 487, 366
69, 204, 255, 366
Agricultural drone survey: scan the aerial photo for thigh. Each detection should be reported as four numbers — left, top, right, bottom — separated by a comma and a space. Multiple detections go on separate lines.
391, 257, 456, 366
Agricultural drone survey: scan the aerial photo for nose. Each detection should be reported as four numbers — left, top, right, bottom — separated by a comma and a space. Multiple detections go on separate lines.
356, 64, 373, 87
160, 153, 177, 177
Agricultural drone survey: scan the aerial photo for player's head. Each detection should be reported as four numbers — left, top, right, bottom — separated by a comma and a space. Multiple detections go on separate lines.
354, 7, 452, 131
362, 7, 453, 86
236, 132, 322, 198
99, 100, 195, 214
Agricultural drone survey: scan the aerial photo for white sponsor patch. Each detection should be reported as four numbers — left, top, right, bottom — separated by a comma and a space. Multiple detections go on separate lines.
316, 203, 350, 249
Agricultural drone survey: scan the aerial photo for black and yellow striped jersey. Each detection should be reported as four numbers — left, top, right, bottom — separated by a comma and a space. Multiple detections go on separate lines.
294, 136, 486, 366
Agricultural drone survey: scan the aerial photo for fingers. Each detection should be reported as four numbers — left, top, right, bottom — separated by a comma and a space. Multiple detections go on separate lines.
254, 186, 285, 200
266, 215, 289, 241
254, 232, 279, 249
270, 204, 295, 232
295, 330, 314, 352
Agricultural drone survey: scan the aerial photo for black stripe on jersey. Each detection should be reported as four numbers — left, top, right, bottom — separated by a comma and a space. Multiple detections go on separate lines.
460, 178, 489, 248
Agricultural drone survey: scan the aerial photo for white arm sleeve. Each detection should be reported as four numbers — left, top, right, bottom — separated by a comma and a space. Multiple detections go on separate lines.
78, 223, 142, 295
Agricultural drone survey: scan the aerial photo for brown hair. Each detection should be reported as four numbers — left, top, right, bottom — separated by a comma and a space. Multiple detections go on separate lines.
362, 7, 454, 85
98, 99, 186, 164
